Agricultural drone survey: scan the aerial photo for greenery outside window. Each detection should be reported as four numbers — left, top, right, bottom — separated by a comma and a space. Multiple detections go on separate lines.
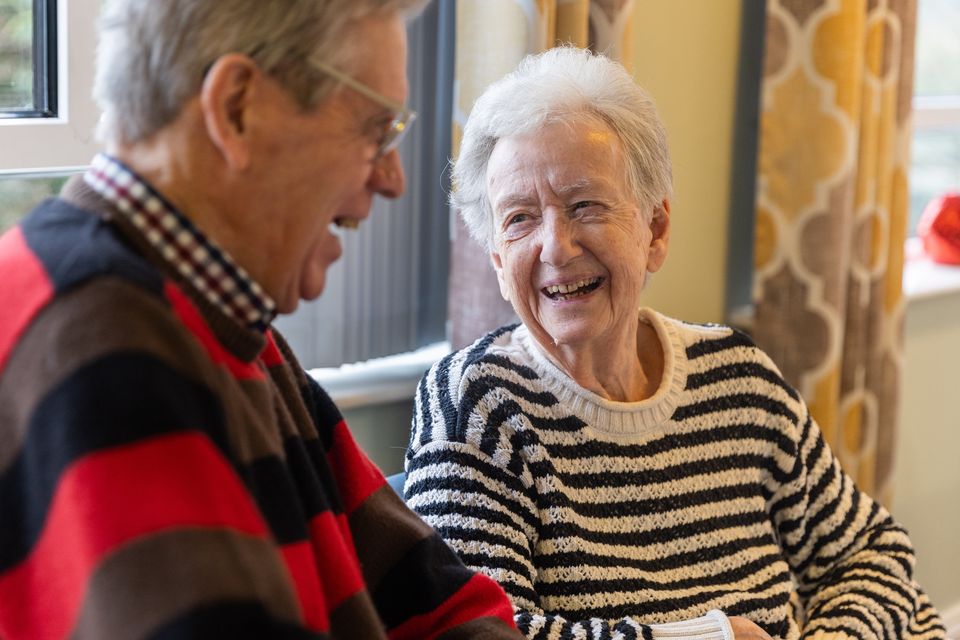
0, 172, 70, 232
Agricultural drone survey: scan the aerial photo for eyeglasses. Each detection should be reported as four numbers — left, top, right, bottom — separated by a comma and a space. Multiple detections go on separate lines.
313, 60, 417, 159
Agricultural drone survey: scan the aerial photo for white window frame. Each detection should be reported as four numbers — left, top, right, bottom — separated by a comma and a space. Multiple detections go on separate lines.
903, 96, 960, 300
0, 0, 99, 174
902, 20, 960, 301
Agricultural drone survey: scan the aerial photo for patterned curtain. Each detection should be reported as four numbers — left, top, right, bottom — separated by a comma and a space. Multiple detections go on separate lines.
447, 0, 636, 349
752, 0, 917, 504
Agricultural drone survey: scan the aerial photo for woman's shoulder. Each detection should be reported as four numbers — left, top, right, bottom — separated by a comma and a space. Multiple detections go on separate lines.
650, 310, 771, 364
414, 323, 554, 441
652, 310, 804, 413
428, 322, 539, 389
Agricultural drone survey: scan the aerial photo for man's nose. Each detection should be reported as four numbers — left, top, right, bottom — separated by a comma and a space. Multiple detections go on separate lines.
369, 149, 406, 199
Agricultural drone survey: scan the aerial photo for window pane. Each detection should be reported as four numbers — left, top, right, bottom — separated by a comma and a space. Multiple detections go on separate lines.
0, 174, 69, 233
909, 126, 960, 233
0, 0, 34, 110
914, 0, 960, 98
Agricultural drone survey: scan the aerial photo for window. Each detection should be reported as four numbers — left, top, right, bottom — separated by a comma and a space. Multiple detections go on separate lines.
0, 0, 56, 117
0, 0, 100, 175
909, 0, 960, 235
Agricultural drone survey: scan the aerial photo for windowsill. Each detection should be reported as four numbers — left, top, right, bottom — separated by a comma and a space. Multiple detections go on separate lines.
308, 341, 450, 410
903, 238, 960, 301
903, 258, 960, 300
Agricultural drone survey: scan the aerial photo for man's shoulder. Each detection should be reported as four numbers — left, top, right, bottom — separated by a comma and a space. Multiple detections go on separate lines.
0, 199, 181, 381
3, 196, 163, 298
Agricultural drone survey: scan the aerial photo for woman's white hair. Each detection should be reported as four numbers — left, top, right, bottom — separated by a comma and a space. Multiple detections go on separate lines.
452, 47, 673, 251
94, 0, 427, 144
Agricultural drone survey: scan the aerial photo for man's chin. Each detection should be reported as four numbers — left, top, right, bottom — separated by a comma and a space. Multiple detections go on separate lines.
297, 274, 328, 307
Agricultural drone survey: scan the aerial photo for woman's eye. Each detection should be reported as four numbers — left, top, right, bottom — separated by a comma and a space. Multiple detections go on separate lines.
506, 212, 530, 226
573, 201, 596, 211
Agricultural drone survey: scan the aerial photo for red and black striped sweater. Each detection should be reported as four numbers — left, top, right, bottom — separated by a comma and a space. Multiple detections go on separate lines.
0, 179, 519, 640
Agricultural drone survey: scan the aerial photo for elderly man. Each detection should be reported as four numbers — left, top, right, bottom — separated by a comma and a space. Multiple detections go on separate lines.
0, 1, 520, 638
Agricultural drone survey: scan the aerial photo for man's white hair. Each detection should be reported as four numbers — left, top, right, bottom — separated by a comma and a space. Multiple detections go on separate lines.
94, 0, 428, 144
451, 47, 673, 251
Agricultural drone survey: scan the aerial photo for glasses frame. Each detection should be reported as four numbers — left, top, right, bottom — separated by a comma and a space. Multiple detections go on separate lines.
313, 60, 417, 159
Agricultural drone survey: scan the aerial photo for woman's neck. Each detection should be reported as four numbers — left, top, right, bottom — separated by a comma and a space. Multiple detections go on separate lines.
540, 318, 664, 402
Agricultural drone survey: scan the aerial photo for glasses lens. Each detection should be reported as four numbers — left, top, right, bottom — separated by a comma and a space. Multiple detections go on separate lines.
377, 111, 417, 157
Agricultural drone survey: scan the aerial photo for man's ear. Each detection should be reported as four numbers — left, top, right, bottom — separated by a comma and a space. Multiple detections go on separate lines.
646, 199, 671, 274
199, 54, 258, 171
490, 250, 511, 302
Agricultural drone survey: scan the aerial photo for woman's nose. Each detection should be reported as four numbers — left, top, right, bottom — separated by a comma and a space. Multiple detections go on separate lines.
540, 216, 581, 266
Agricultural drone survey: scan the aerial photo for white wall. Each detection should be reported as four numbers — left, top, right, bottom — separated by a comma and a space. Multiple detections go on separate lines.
629, 0, 742, 324
893, 293, 960, 611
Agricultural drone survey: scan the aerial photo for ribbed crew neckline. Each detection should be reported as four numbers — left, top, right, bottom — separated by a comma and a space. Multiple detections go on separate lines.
513, 308, 688, 436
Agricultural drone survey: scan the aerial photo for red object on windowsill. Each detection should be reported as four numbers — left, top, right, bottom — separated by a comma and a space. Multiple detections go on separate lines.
918, 192, 960, 265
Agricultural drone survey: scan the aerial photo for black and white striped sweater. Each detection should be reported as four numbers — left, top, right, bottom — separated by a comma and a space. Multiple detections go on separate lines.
404, 310, 944, 640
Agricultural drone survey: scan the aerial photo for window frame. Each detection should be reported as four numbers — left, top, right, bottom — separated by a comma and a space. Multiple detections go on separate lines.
0, 0, 100, 173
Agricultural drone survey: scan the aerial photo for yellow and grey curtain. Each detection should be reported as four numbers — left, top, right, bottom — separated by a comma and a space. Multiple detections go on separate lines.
447, 0, 636, 349
752, 0, 917, 504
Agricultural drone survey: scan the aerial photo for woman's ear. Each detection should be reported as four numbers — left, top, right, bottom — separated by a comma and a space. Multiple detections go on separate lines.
199, 54, 258, 171
646, 199, 671, 273
490, 250, 512, 302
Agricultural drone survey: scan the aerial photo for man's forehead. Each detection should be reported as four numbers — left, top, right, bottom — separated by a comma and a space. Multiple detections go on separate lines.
339, 14, 409, 103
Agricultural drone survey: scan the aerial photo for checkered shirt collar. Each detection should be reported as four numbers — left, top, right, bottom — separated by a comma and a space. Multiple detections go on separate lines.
84, 153, 277, 331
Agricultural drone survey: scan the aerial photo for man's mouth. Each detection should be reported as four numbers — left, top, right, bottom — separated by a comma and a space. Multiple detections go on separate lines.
334, 217, 360, 229
542, 276, 603, 300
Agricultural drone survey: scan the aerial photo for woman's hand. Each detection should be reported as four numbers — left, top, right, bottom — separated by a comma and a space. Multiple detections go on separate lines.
728, 616, 774, 640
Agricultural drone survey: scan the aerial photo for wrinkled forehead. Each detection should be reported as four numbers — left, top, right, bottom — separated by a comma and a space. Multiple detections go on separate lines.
485, 118, 627, 203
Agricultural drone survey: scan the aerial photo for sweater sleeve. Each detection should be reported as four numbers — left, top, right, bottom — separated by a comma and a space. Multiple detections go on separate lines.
300, 376, 522, 640
766, 391, 944, 639
405, 366, 734, 640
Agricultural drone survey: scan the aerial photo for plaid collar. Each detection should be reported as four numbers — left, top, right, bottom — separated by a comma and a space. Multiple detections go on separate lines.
84, 153, 277, 331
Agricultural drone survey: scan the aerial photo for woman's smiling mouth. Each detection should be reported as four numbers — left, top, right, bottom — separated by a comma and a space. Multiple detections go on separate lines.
542, 276, 603, 300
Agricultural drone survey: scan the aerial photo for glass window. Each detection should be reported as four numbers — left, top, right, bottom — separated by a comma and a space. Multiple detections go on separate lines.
0, 0, 56, 117
0, 0, 34, 111
0, 173, 70, 232
910, 0, 960, 234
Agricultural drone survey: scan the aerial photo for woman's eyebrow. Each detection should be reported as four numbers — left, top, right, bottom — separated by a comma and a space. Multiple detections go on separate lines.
493, 193, 536, 213
555, 179, 592, 197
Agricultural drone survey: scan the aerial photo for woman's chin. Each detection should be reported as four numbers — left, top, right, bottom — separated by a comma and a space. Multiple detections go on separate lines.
534, 324, 596, 353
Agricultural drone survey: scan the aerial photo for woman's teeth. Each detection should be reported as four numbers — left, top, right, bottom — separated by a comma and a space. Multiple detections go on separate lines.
544, 277, 601, 299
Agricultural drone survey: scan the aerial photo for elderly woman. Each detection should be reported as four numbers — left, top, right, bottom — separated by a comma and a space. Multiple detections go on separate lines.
403, 48, 944, 640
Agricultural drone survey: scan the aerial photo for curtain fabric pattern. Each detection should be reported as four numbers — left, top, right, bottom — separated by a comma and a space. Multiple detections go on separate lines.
753, 0, 917, 504
447, 0, 636, 349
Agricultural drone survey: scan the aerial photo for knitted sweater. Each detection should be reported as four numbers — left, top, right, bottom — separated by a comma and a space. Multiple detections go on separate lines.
404, 311, 945, 640
0, 181, 519, 639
